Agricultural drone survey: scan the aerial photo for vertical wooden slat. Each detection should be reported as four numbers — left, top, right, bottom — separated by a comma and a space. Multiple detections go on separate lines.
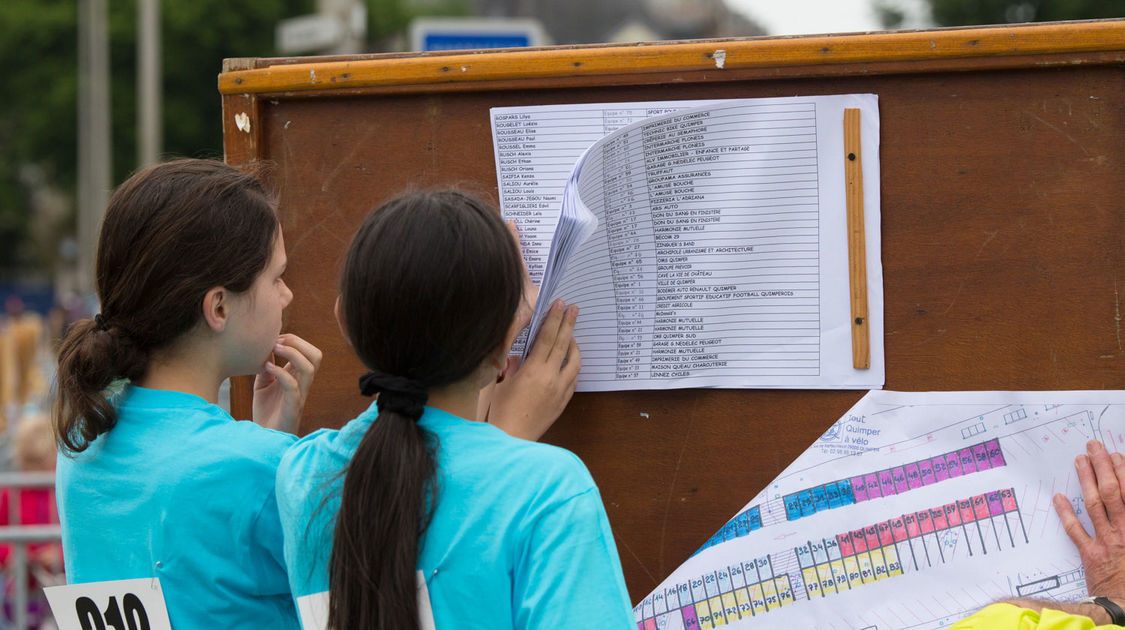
843, 108, 869, 369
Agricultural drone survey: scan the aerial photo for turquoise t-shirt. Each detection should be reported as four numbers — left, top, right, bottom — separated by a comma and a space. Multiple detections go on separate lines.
276, 403, 635, 629
55, 386, 299, 629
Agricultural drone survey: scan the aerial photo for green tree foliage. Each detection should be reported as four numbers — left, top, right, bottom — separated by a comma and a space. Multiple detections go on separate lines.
880, 0, 1125, 28
930, 0, 1125, 26
0, 0, 476, 276
0, 1, 78, 273
0, 0, 314, 275
161, 0, 316, 165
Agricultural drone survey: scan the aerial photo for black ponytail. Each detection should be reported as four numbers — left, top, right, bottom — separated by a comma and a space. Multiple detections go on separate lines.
327, 191, 523, 630
329, 409, 436, 630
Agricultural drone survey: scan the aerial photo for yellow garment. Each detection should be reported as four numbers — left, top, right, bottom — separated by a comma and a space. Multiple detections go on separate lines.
951, 603, 1122, 629
9, 313, 42, 405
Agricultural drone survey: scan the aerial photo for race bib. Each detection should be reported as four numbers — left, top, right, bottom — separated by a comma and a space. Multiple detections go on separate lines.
45, 577, 173, 630
296, 570, 435, 630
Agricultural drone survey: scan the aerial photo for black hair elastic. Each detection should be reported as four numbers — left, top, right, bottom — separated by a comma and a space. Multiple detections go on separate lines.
358, 370, 428, 419
93, 314, 109, 331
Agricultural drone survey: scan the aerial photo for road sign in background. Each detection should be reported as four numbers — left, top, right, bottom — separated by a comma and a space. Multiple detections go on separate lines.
277, 2, 366, 54
410, 17, 548, 52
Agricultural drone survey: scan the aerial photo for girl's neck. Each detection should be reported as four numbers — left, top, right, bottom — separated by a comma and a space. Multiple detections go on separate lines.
136, 339, 225, 404
426, 377, 482, 422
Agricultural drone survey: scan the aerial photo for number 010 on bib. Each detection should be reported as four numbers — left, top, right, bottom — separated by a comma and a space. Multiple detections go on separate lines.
45, 577, 173, 630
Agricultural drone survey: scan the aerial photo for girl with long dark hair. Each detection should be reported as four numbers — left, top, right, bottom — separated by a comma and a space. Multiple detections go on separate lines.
276, 190, 634, 629
54, 159, 322, 628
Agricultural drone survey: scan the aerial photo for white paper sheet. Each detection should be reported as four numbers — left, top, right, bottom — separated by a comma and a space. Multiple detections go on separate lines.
45, 578, 173, 630
635, 390, 1125, 629
491, 95, 884, 391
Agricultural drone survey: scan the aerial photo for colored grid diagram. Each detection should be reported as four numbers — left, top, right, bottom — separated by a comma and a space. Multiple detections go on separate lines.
638, 488, 1026, 629
636, 393, 1125, 630
695, 439, 1004, 555
639, 554, 795, 630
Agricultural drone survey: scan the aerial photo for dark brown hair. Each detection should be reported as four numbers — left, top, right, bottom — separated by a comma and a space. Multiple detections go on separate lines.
328, 191, 522, 630
54, 158, 278, 453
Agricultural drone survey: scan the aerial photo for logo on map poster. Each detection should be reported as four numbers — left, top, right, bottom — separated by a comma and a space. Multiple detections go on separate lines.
818, 421, 843, 443
817, 415, 880, 455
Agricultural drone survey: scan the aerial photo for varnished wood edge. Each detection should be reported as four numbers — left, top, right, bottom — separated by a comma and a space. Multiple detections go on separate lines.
219, 20, 1125, 96
221, 91, 263, 421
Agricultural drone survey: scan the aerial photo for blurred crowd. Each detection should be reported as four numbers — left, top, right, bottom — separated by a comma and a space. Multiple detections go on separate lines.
0, 294, 81, 629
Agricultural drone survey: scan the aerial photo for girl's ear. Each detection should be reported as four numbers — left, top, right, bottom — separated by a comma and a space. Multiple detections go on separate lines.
486, 339, 508, 375
202, 287, 228, 332
334, 296, 351, 347
472, 340, 510, 392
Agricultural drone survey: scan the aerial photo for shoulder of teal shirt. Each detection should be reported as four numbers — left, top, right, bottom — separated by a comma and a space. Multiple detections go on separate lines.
445, 414, 633, 628
422, 405, 599, 495
275, 402, 604, 599
55, 384, 302, 627
57, 385, 297, 495
275, 401, 381, 597
116, 384, 299, 457
949, 603, 1116, 630
277, 400, 380, 508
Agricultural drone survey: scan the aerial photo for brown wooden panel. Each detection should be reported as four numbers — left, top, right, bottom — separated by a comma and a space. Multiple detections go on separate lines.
222, 22, 1125, 603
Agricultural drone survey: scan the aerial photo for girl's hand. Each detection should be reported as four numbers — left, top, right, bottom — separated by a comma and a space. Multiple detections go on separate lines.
252, 333, 323, 434
485, 300, 580, 441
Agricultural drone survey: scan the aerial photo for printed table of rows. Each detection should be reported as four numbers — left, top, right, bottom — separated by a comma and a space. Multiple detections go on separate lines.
562, 104, 823, 381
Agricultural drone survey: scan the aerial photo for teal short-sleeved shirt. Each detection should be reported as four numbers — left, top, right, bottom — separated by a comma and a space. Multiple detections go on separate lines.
56, 386, 299, 629
276, 403, 635, 630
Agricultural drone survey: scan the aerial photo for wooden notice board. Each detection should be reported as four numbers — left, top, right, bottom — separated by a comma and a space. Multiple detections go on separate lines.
220, 20, 1125, 603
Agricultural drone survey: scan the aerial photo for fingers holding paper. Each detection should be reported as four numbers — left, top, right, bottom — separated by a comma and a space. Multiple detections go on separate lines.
1053, 440, 1125, 599
486, 300, 580, 441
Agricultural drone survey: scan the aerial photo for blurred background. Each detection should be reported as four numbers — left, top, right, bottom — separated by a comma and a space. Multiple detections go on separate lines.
0, 0, 1122, 625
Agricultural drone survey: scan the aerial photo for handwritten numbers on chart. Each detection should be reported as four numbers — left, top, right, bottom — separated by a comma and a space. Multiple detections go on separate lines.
75, 595, 149, 630
45, 578, 173, 630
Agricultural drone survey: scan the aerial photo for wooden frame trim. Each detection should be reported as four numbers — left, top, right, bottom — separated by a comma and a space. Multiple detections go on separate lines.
219, 20, 1125, 96
221, 89, 264, 421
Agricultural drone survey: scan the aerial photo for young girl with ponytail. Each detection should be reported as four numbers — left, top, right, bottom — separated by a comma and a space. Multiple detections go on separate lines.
276, 190, 634, 629
54, 159, 322, 628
